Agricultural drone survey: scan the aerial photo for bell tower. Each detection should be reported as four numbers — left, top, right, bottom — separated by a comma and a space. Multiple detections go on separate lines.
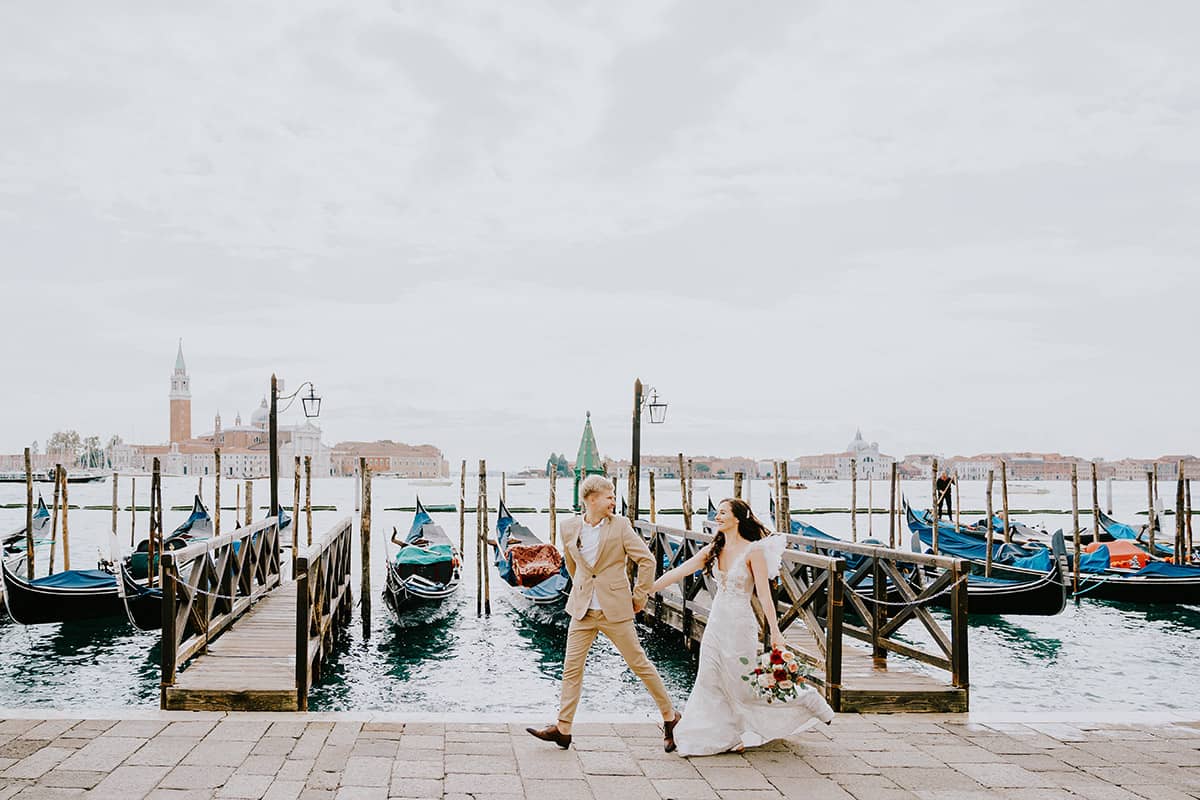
169, 339, 192, 443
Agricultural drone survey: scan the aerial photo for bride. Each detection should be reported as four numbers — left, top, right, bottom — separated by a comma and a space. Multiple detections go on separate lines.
651, 497, 834, 756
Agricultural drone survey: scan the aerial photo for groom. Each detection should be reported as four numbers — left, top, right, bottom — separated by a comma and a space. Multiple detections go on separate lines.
527, 475, 681, 751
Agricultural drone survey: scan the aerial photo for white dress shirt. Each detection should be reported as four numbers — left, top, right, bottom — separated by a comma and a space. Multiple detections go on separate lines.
579, 517, 605, 610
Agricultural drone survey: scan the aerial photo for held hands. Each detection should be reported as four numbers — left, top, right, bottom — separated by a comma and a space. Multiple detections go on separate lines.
633, 598, 646, 614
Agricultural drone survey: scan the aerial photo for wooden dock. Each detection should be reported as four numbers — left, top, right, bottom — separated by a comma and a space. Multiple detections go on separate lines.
158, 517, 353, 712
163, 584, 298, 711
636, 519, 970, 714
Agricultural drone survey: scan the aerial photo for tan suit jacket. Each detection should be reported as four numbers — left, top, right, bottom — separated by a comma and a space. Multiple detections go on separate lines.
560, 514, 655, 622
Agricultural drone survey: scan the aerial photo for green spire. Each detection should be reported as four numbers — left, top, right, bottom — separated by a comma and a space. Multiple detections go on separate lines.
174, 338, 186, 372
575, 411, 603, 475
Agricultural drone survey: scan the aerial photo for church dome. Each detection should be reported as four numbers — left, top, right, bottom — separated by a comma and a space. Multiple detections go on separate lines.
251, 397, 269, 429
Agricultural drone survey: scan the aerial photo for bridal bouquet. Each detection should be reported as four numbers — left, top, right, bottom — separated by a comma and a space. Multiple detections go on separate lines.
740, 647, 810, 703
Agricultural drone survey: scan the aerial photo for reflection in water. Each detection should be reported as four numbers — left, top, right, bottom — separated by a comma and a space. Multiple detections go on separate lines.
974, 616, 1063, 661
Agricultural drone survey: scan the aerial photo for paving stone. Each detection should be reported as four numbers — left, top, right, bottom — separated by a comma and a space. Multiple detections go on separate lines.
331, 788, 386, 800
833, 773, 918, 800
211, 721, 273, 743
128, 736, 203, 767
954, 763, 1059, 789
266, 722, 308, 739
2, 747, 74, 780
650, 778, 717, 798
513, 750, 583, 779
573, 737, 629, 752
57, 736, 145, 772
881, 766, 987, 792
694, 766, 774, 791
637, 758, 701, 779
183, 738, 256, 768
20, 722, 77, 741
290, 732, 329, 761
216, 774, 274, 798
444, 754, 517, 774
919, 744, 1005, 763
306, 771, 341, 790
106, 720, 170, 738
161, 764, 237, 790
859, 749, 944, 768
255, 738, 302, 757
297, 791, 334, 800
444, 772, 524, 794
765, 776, 855, 799
396, 736, 441, 752
349, 740, 399, 758
90, 765, 172, 796
144, 789, 219, 800
385, 777, 443, 798
0, 742, 48, 761
262, 780, 305, 800
446, 740, 512, 756
340, 757, 392, 787
9, 787, 87, 798
34, 770, 104, 789
583, 774, 660, 800
162, 721, 220, 738
390, 760, 444, 780
577, 750, 641, 776
314, 745, 352, 772
802, 755, 879, 775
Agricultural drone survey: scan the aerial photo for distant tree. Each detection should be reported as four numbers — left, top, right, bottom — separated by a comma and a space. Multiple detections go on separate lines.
545, 452, 559, 477
47, 430, 82, 462
716, 469, 727, 476
82, 436, 103, 468
694, 463, 711, 474
556, 454, 569, 476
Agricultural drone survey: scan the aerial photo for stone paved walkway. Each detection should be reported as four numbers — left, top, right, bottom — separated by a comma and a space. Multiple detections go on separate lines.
1, 712, 1198, 799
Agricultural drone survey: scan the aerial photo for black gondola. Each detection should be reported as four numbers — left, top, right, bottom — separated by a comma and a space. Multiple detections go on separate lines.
493, 500, 570, 612
383, 498, 461, 622
2, 495, 51, 555
117, 561, 162, 630
1, 559, 124, 625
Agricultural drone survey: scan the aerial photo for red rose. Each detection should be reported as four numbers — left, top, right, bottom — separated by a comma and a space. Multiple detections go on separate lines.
773, 669, 788, 682
770, 651, 784, 665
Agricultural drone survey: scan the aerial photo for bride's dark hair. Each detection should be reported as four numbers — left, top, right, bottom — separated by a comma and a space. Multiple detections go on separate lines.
703, 498, 774, 575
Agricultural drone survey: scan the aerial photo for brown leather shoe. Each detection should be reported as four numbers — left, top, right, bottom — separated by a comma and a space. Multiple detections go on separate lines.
526, 724, 572, 749
663, 711, 682, 753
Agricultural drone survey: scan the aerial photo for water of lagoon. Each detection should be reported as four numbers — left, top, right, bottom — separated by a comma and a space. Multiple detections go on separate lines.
0, 476, 1196, 714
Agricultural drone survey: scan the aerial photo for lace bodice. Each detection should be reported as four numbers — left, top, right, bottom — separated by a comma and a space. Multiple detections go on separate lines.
713, 555, 755, 598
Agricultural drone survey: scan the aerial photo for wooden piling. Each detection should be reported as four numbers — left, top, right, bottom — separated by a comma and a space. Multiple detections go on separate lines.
1106, 473, 1113, 515
49, 465, 61, 575
888, 462, 897, 548
678, 454, 691, 530
147, 460, 158, 587
304, 455, 313, 548
292, 457, 302, 574
1175, 461, 1185, 562
648, 471, 657, 523
1091, 462, 1101, 554
954, 471, 961, 535
1071, 464, 1080, 597
687, 458, 695, 520
850, 458, 858, 542
111, 472, 119, 540
1000, 459, 1011, 544
23, 448, 33, 579
61, 466, 71, 572
930, 458, 939, 554
627, 467, 636, 521
214, 450, 221, 536
1146, 470, 1156, 556
480, 460, 491, 616
868, 475, 873, 539
549, 472, 558, 546
235, 482, 240, 527
733, 471, 743, 500
985, 469, 994, 577
130, 477, 136, 547
1187, 477, 1194, 562
459, 460, 467, 554
780, 462, 790, 532
501, 471, 507, 505
245, 481, 253, 527
360, 458, 371, 639
773, 463, 782, 530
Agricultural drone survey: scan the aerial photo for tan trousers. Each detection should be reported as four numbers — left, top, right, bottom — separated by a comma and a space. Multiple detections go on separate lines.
557, 610, 674, 733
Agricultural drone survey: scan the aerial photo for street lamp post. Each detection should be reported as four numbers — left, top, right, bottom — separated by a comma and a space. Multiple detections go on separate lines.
268, 374, 322, 521
630, 379, 667, 521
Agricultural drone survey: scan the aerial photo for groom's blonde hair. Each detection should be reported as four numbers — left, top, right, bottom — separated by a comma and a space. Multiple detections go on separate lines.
578, 475, 613, 500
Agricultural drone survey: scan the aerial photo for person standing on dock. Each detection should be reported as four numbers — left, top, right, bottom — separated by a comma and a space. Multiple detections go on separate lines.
527, 475, 680, 752
936, 470, 955, 518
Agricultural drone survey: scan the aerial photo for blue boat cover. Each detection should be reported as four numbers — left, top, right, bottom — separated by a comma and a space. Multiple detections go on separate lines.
520, 568, 570, 600
494, 502, 519, 586
31, 569, 116, 590
170, 495, 211, 538
1075, 546, 1111, 573
1133, 561, 1200, 578
410, 498, 433, 539
1100, 512, 1173, 556
1010, 548, 1052, 572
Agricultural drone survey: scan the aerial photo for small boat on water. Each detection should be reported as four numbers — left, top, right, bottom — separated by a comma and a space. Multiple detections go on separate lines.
383, 499, 461, 622
2, 495, 51, 556
126, 495, 213, 579
493, 500, 570, 612
1, 560, 125, 625
907, 504, 1200, 606
0, 470, 107, 484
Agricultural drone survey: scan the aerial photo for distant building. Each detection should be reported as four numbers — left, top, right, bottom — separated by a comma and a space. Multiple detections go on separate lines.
779, 429, 896, 480
572, 412, 606, 510
330, 441, 448, 478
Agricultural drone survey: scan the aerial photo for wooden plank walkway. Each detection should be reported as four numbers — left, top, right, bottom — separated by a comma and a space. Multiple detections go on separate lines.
163, 583, 298, 712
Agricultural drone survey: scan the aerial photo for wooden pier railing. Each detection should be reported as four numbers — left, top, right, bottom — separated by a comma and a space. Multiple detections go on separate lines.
159, 516, 282, 705
296, 516, 354, 710
633, 520, 970, 713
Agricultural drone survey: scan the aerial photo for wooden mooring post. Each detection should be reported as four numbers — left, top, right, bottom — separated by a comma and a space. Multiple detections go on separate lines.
130, 477, 136, 547
1071, 464, 1080, 598
1175, 461, 1185, 563
479, 460, 491, 616
779, 462, 790, 532
549, 472, 557, 547
677, 454, 691, 530
48, 465, 62, 575
687, 459, 694, 521
1146, 470, 1157, 556
62, 467, 71, 572
360, 459, 372, 639
1000, 459, 1011, 543
868, 475, 873, 539
888, 462, 897, 548
930, 458, 939, 554
23, 448, 33, 579
1187, 477, 1194, 560
111, 471, 118, 541
850, 458, 858, 541
214, 450, 221, 536
245, 481, 253, 527
459, 460, 466, 553
292, 457, 302, 576
648, 471, 656, 523
304, 455, 313, 548
733, 471, 743, 500
985, 470, 994, 577
1091, 462, 1101, 567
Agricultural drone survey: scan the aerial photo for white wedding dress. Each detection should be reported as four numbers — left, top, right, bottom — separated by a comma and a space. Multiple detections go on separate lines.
673, 536, 835, 756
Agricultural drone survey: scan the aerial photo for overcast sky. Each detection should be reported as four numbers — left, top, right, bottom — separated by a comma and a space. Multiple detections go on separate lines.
2, 1, 1197, 469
